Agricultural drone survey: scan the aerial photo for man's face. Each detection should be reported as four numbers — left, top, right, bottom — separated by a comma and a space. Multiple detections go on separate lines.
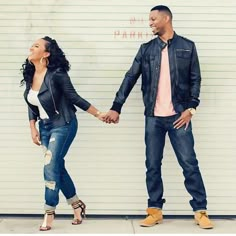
149, 10, 167, 36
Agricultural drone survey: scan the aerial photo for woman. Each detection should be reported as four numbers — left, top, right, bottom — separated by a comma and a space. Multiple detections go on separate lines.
20, 36, 105, 231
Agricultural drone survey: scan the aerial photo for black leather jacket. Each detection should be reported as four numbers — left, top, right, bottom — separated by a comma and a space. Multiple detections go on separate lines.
23, 68, 91, 126
111, 32, 201, 116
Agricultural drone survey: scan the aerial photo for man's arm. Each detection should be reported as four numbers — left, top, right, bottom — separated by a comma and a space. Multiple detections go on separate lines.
104, 45, 143, 123
188, 43, 201, 109
174, 42, 201, 130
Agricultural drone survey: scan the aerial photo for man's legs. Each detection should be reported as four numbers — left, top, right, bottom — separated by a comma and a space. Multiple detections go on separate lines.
140, 116, 167, 227
168, 121, 207, 210
145, 116, 167, 208
168, 118, 213, 229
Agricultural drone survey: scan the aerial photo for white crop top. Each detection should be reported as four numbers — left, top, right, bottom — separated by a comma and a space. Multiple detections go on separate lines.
27, 89, 49, 119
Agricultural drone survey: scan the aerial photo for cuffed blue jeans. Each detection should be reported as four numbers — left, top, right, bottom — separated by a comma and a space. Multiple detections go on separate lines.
39, 117, 79, 211
145, 114, 207, 211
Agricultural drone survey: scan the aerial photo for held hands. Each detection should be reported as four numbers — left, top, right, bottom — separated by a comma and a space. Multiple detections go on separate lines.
103, 110, 120, 124
90, 105, 119, 124
173, 109, 193, 130
96, 112, 108, 121
95, 110, 119, 124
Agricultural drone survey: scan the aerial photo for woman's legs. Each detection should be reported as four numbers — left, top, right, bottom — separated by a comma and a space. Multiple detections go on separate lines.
39, 118, 79, 229
43, 119, 77, 210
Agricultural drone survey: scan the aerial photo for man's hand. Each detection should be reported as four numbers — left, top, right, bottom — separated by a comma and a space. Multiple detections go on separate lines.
104, 110, 120, 124
173, 110, 193, 130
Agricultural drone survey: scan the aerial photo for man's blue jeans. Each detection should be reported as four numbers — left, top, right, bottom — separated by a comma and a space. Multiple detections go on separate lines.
145, 114, 207, 211
39, 117, 79, 211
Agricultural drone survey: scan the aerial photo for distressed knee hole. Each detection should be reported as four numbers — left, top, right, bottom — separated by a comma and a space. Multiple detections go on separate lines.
45, 181, 56, 190
44, 150, 52, 165
49, 137, 55, 142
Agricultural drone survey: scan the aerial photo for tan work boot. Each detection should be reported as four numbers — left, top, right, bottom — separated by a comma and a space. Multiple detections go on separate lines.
140, 208, 163, 227
195, 211, 214, 229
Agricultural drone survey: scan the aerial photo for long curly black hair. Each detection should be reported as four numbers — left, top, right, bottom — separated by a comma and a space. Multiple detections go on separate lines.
20, 36, 71, 86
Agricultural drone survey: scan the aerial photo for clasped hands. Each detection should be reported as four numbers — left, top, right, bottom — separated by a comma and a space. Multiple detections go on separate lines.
96, 110, 119, 124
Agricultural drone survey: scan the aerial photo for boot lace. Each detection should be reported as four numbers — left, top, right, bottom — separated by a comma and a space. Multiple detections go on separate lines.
199, 211, 209, 219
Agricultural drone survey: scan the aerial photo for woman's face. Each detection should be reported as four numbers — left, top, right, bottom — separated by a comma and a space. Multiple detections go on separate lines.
28, 38, 49, 63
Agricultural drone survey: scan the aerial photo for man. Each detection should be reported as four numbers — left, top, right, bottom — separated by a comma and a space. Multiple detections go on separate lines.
104, 5, 213, 229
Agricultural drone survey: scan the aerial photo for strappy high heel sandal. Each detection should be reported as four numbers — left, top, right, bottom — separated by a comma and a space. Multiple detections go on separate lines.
39, 209, 55, 231
71, 200, 86, 225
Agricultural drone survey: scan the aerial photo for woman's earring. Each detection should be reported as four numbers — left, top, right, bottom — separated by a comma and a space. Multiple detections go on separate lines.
40, 57, 49, 66
40, 57, 44, 64
45, 58, 49, 66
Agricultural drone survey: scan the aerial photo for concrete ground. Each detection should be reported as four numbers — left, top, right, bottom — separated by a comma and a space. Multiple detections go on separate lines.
0, 216, 235, 234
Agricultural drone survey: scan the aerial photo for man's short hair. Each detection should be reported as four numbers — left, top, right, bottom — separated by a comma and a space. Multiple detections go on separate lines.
150, 5, 173, 20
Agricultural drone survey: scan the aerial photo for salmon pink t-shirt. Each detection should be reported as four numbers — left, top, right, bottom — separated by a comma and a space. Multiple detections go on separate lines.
154, 46, 176, 117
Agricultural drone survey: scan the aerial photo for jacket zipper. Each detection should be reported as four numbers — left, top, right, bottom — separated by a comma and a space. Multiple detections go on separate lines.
48, 76, 59, 114
174, 49, 178, 99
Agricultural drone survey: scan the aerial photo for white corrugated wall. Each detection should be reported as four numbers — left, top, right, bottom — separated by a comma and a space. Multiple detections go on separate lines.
0, 0, 235, 216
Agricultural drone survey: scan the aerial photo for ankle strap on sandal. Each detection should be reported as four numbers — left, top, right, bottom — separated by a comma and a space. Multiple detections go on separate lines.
45, 210, 55, 215
72, 200, 86, 210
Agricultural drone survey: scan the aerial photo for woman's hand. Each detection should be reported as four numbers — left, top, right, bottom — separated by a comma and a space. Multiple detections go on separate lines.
31, 127, 41, 145
97, 112, 108, 122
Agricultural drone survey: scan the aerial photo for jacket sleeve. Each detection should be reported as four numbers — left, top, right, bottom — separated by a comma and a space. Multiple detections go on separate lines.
55, 71, 91, 111
111, 45, 143, 113
188, 43, 201, 109
28, 106, 38, 121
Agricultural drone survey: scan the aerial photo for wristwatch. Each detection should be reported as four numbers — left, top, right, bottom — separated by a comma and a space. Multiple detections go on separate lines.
188, 108, 196, 115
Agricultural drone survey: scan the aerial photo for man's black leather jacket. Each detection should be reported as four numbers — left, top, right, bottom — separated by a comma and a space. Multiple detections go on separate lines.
23, 68, 91, 126
111, 32, 201, 116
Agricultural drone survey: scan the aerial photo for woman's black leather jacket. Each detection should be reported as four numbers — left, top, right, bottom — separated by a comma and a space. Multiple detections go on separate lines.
111, 32, 202, 116
23, 68, 91, 126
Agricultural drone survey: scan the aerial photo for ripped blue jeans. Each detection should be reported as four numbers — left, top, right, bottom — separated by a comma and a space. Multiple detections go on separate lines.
39, 117, 79, 211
